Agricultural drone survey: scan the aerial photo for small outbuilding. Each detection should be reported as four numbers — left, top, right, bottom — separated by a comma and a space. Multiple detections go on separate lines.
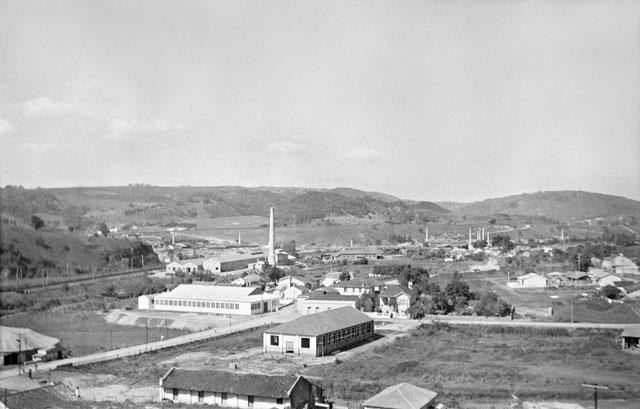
508, 273, 547, 289
0, 326, 60, 367
362, 383, 439, 409
621, 325, 640, 350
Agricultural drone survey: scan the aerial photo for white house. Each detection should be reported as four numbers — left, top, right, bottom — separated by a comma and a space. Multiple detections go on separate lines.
282, 285, 309, 301
597, 274, 623, 288
378, 285, 414, 315
507, 273, 547, 289
296, 292, 358, 315
333, 277, 382, 296
159, 368, 323, 409
138, 284, 278, 316
322, 272, 342, 287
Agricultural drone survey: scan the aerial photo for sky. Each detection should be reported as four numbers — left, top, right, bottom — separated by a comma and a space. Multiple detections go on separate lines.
0, 0, 639, 202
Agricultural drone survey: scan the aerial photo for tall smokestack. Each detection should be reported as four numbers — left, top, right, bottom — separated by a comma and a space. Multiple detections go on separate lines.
425, 227, 429, 243
268, 207, 276, 265
468, 228, 472, 248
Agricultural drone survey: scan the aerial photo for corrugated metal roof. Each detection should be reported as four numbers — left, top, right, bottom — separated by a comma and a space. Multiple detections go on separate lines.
0, 326, 60, 353
266, 306, 372, 336
155, 284, 276, 302
621, 324, 640, 338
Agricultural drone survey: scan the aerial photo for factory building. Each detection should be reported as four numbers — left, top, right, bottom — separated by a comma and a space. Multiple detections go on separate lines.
203, 253, 265, 274
138, 284, 279, 316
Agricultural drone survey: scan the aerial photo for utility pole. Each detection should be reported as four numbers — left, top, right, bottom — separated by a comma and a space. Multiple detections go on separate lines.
581, 384, 608, 409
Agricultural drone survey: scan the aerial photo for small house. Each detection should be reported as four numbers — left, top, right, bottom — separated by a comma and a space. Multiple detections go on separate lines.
621, 325, 640, 350
362, 383, 439, 409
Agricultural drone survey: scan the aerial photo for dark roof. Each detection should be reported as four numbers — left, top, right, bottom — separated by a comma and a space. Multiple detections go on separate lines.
379, 285, 413, 298
162, 369, 300, 398
6, 386, 83, 409
333, 277, 380, 288
307, 292, 359, 301
266, 306, 372, 336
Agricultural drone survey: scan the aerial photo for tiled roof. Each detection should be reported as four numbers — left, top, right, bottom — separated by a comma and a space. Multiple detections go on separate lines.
379, 285, 413, 298
162, 369, 300, 398
306, 292, 358, 301
333, 277, 379, 288
6, 386, 83, 409
266, 306, 372, 336
362, 383, 437, 409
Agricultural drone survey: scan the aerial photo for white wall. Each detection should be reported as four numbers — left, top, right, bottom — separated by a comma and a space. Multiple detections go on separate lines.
163, 387, 289, 409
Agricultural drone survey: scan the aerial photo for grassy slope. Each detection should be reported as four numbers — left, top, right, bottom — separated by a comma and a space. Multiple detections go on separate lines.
304, 324, 640, 403
0, 310, 188, 357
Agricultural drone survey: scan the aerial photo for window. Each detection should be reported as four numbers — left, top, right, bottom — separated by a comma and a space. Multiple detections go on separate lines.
248, 395, 254, 406
276, 397, 284, 404
270, 335, 279, 346
197, 301, 201, 308
173, 389, 178, 400
198, 391, 204, 403
215, 302, 220, 308
235, 303, 239, 309
301, 337, 310, 348
221, 392, 227, 403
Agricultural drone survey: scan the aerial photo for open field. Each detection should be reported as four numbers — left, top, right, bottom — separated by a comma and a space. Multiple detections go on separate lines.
302, 323, 640, 405
65, 326, 275, 384
0, 310, 189, 357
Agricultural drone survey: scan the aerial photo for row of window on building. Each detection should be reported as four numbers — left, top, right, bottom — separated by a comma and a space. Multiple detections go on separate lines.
318, 323, 372, 346
155, 299, 240, 310
172, 389, 283, 406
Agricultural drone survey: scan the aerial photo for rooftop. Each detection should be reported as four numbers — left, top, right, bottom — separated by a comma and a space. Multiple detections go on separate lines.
362, 383, 437, 409
266, 306, 372, 336
621, 324, 640, 338
155, 284, 277, 302
162, 369, 300, 398
306, 292, 358, 301
333, 277, 381, 288
0, 326, 60, 353
379, 285, 413, 298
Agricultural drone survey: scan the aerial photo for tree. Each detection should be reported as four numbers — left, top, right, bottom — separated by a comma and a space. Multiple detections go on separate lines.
445, 274, 470, 310
356, 292, 379, 312
601, 285, 621, 300
262, 264, 284, 283
31, 215, 45, 230
97, 222, 109, 237
339, 271, 351, 281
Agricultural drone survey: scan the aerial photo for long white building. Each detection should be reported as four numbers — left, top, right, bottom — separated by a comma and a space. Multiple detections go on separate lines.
138, 284, 279, 316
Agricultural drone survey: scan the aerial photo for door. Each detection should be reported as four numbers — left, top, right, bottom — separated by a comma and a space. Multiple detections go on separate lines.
285, 341, 295, 354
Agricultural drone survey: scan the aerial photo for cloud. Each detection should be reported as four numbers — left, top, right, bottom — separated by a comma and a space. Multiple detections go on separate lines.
104, 118, 186, 139
0, 118, 16, 136
22, 97, 76, 116
265, 142, 310, 155
343, 148, 382, 161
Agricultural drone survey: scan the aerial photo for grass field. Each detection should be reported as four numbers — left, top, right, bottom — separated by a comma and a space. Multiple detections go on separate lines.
303, 323, 640, 405
67, 326, 270, 384
0, 310, 189, 357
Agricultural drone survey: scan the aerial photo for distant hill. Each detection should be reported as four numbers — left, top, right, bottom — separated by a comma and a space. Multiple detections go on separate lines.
0, 185, 449, 229
447, 191, 640, 222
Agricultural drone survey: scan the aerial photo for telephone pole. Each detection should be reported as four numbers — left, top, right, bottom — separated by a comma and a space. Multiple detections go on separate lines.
581, 384, 608, 409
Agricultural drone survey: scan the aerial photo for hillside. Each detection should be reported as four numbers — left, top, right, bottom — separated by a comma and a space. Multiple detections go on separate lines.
448, 191, 640, 222
1, 185, 449, 229
0, 222, 158, 282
